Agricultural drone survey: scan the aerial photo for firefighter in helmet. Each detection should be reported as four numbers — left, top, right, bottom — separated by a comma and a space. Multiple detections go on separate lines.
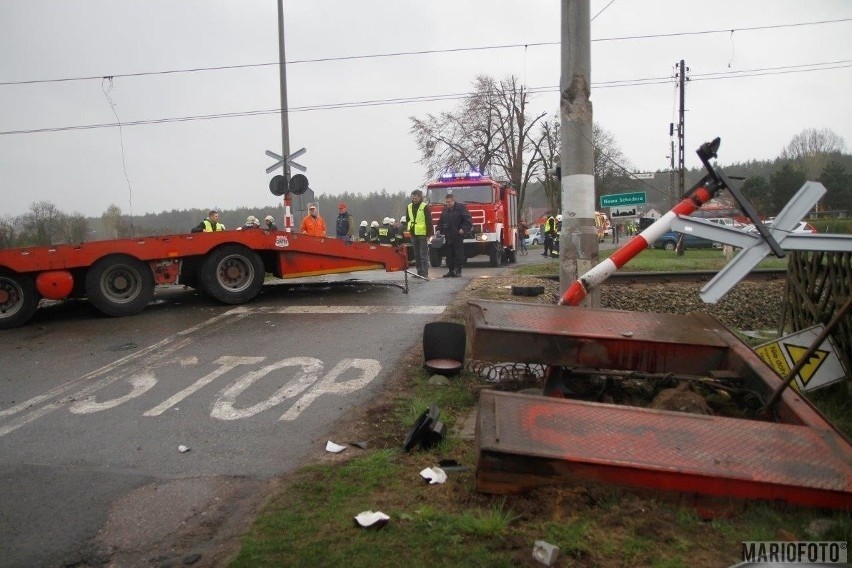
358, 220, 369, 241
368, 221, 380, 243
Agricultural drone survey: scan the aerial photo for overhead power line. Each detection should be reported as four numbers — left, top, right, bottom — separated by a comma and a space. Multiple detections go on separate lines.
1, 61, 849, 136
0, 18, 849, 86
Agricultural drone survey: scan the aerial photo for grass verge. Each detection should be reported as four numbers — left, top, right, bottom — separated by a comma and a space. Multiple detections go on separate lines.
517, 248, 787, 276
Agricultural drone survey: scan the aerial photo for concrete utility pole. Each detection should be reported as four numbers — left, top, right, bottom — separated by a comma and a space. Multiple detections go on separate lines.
559, 0, 598, 307
277, 0, 291, 187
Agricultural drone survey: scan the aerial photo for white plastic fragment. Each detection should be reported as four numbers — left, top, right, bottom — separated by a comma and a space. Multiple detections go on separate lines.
178, 445, 190, 453
419, 467, 448, 484
325, 440, 347, 453
532, 540, 560, 566
353, 510, 390, 528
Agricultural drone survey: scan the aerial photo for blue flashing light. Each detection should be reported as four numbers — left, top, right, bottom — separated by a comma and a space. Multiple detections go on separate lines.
438, 170, 487, 182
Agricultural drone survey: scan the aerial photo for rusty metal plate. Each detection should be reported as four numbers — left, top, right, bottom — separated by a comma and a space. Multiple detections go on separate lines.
467, 300, 730, 374
476, 390, 852, 508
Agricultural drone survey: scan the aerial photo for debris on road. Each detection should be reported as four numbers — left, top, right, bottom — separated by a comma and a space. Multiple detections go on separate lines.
419, 467, 447, 485
353, 510, 390, 529
177, 445, 190, 453
402, 403, 445, 451
349, 441, 369, 450
532, 540, 560, 566
325, 441, 347, 453
438, 459, 471, 473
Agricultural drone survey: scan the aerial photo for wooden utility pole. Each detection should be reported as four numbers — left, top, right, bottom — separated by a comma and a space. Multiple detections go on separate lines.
559, 0, 598, 306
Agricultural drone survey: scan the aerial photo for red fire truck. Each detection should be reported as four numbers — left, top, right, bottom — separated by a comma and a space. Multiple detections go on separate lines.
0, 230, 408, 329
425, 172, 519, 268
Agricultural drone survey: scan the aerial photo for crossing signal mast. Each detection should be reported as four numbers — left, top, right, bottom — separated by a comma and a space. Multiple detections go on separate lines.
675, 59, 690, 199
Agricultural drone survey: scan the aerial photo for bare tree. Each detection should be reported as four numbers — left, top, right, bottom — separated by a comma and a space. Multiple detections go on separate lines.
21, 201, 63, 246
60, 212, 91, 244
487, 76, 547, 208
409, 75, 546, 208
592, 123, 634, 195
0, 215, 19, 249
537, 116, 561, 214
536, 118, 635, 212
781, 127, 846, 180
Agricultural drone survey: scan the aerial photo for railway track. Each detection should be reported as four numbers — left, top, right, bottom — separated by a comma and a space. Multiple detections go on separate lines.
540, 268, 787, 285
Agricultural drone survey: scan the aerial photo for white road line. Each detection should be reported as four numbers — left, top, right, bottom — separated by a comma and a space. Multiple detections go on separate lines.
231, 305, 446, 315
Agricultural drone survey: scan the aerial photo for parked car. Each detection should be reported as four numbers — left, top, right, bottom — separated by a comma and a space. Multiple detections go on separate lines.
651, 230, 717, 251
525, 227, 542, 246
743, 221, 818, 234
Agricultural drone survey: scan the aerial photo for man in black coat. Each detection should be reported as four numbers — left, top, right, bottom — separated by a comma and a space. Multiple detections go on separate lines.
437, 191, 472, 277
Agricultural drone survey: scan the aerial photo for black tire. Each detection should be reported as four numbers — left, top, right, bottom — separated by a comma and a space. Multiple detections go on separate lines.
200, 245, 264, 304
507, 248, 517, 264
0, 271, 39, 329
512, 285, 545, 297
664, 241, 676, 251
85, 255, 154, 317
429, 248, 442, 268
489, 243, 500, 267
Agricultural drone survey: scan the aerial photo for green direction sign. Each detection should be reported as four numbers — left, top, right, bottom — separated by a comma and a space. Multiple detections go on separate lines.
600, 191, 647, 208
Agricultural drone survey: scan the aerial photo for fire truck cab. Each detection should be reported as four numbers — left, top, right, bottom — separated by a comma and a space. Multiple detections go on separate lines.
425, 172, 519, 268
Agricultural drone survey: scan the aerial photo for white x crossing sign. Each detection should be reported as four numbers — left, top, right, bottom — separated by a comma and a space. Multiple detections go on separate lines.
669, 182, 852, 303
266, 147, 307, 174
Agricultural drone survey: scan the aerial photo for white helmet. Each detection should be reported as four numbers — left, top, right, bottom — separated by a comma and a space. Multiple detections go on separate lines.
370, 221, 379, 228
360, 220, 368, 227
400, 216, 407, 223
382, 217, 391, 224
388, 218, 396, 224
556, 214, 563, 221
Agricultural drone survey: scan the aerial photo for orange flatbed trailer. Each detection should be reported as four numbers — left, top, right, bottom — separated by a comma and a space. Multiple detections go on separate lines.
0, 230, 408, 329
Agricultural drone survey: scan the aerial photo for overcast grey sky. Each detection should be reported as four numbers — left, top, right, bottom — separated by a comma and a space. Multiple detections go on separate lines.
1, 1, 850, 218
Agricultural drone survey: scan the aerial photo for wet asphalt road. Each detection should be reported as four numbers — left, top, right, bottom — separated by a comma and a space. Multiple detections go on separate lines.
0, 250, 552, 567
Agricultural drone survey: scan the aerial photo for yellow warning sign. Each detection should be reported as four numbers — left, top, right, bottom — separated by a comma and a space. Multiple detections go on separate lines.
754, 324, 845, 392
755, 343, 791, 377
784, 344, 829, 386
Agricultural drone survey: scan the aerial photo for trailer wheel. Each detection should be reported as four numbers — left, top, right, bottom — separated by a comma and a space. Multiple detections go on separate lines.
429, 248, 442, 268
664, 241, 676, 251
85, 255, 154, 317
200, 245, 264, 304
507, 248, 517, 264
0, 271, 39, 329
489, 243, 501, 267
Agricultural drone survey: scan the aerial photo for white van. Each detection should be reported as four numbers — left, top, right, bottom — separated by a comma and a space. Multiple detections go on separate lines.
705, 217, 736, 227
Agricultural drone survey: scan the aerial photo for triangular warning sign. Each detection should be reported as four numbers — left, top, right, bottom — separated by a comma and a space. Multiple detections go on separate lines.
784, 344, 829, 385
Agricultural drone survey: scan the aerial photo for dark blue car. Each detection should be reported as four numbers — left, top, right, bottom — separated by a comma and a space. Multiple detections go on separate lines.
651, 230, 717, 251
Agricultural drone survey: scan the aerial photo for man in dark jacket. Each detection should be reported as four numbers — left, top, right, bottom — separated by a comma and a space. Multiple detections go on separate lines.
335, 203, 353, 240
437, 191, 472, 277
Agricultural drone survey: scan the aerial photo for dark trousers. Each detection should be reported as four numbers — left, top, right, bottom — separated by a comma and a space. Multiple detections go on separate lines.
445, 238, 465, 274
543, 234, 553, 255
